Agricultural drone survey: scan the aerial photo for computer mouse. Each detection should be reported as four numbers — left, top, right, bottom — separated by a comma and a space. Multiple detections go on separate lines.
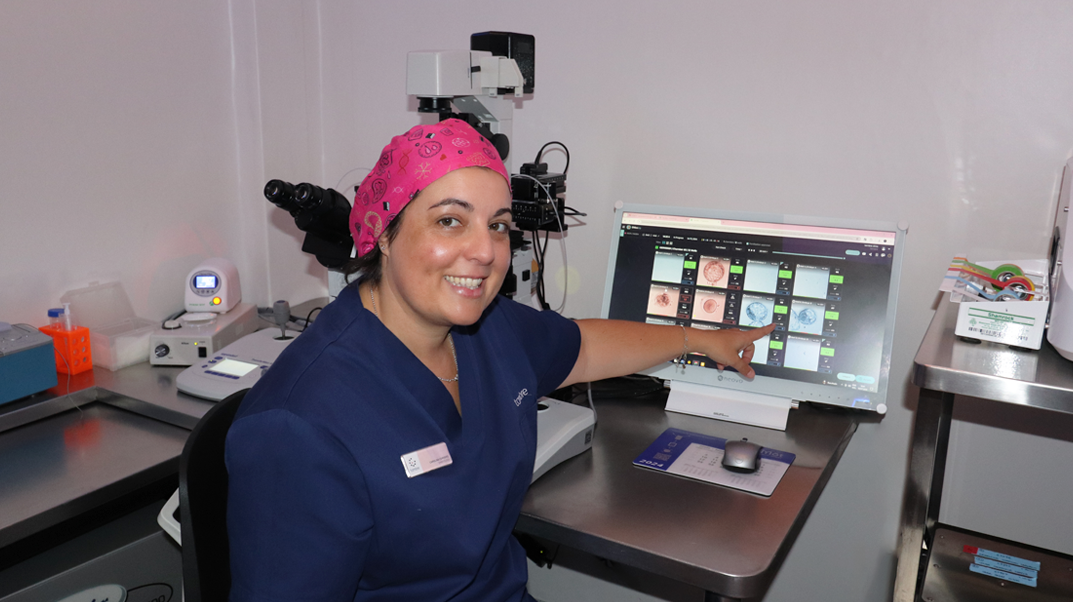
722, 439, 762, 473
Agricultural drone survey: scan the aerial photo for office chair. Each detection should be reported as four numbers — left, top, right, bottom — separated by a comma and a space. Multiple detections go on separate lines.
178, 388, 248, 602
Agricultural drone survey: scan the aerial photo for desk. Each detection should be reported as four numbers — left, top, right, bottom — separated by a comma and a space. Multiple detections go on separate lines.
893, 299, 1073, 601
0, 363, 198, 559
518, 391, 858, 601
2, 363, 858, 601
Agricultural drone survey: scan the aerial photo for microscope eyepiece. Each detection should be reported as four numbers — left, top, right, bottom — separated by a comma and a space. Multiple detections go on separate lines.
294, 182, 323, 211
264, 179, 299, 214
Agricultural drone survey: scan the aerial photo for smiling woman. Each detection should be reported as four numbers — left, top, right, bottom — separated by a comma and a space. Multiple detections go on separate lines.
224, 119, 773, 602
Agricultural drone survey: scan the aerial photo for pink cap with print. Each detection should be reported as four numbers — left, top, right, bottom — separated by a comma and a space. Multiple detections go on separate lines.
350, 118, 510, 256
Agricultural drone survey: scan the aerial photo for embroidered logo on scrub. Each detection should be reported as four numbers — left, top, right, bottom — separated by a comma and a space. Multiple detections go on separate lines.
513, 388, 528, 407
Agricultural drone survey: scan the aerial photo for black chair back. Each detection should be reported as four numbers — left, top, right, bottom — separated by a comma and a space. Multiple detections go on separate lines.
179, 389, 247, 602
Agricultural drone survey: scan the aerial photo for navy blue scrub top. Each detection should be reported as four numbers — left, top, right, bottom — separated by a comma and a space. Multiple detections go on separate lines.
226, 285, 581, 602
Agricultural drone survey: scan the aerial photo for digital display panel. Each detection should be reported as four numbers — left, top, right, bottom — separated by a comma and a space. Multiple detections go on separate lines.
194, 274, 218, 290
211, 358, 258, 377
601, 205, 904, 412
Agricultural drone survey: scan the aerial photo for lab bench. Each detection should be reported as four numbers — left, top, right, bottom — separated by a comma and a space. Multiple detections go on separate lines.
893, 297, 1073, 602
1, 341, 862, 602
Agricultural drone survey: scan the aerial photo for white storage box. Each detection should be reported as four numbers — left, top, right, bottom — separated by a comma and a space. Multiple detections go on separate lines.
60, 282, 156, 370
946, 259, 1051, 350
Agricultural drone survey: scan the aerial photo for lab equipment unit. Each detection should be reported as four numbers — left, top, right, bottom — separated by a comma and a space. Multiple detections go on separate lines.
0, 323, 57, 406
150, 258, 259, 366
149, 302, 258, 366
1048, 158, 1073, 360
186, 258, 241, 313
532, 398, 594, 483
175, 327, 298, 401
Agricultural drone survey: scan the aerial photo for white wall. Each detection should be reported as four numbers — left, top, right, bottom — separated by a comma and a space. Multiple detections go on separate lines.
0, 0, 326, 326
3, 1, 1072, 600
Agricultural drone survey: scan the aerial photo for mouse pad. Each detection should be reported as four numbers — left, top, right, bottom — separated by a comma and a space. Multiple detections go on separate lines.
633, 428, 795, 497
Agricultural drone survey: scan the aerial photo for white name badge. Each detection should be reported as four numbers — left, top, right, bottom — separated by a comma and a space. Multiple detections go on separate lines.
401, 442, 453, 478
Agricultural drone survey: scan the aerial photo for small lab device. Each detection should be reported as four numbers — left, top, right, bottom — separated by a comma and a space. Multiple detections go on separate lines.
149, 303, 259, 366
176, 327, 298, 401
601, 204, 907, 430
186, 258, 240, 313
532, 398, 595, 482
151, 258, 257, 366
0, 323, 58, 406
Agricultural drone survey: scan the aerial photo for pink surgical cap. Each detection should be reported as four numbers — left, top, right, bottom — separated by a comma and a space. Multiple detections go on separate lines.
349, 118, 510, 257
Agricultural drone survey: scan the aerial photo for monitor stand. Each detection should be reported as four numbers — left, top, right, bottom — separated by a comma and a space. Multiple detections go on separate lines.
665, 381, 792, 431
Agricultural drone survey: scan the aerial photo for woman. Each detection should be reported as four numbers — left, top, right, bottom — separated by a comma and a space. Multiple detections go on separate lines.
226, 119, 773, 602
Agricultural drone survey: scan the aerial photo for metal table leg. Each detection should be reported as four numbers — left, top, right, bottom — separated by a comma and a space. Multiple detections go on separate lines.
893, 388, 955, 602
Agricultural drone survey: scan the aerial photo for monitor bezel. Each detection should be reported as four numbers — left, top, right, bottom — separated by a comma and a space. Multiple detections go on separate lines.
600, 203, 906, 412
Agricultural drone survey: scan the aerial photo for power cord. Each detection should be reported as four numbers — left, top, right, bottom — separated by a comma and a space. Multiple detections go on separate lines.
534, 141, 570, 175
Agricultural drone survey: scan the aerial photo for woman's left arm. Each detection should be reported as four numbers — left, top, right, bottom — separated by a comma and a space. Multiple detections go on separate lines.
560, 319, 776, 388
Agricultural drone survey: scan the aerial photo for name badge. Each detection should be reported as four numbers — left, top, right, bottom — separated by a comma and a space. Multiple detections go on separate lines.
401, 442, 453, 478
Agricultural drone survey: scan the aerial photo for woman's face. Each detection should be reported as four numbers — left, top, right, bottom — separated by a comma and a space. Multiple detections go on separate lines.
380, 167, 513, 329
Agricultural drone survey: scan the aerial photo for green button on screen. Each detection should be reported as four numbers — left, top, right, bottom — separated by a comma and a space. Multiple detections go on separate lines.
829, 275, 844, 284
730, 265, 744, 274
820, 348, 835, 356
769, 341, 784, 350
825, 311, 840, 320
684, 261, 697, 269
773, 305, 788, 314
778, 270, 793, 279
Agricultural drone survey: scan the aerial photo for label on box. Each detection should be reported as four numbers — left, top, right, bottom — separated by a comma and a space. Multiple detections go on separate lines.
964, 308, 1034, 340
954, 304, 1047, 349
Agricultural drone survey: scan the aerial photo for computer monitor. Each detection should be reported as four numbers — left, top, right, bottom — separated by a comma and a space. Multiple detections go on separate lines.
601, 204, 906, 416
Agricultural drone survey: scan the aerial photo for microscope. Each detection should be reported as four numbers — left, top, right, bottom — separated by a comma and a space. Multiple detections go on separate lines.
407, 32, 569, 306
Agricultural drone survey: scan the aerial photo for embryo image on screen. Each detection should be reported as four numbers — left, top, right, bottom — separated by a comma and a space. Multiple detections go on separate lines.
789, 299, 825, 335
692, 290, 727, 323
651, 251, 686, 284
785, 335, 821, 371
699, 256, 730, 288
741, 294, 775, 327
743, 260, 779, 293
792, 264, 830, 299
647, 284, 681, 317
752, 335, 772, 364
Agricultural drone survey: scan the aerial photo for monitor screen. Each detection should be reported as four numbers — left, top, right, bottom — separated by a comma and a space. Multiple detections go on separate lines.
601, 204, 905, 412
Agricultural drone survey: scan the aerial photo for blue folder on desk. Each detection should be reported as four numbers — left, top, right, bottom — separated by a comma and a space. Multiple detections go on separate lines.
633, 428, 796, 497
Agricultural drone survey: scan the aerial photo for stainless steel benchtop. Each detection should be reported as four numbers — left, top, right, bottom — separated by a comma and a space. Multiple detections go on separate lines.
518, 394, 858, 600
0, 363, 214, 550
913, 298, 1073, 414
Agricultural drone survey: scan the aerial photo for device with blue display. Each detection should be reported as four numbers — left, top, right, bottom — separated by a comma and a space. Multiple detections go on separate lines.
185, 257, 241, 313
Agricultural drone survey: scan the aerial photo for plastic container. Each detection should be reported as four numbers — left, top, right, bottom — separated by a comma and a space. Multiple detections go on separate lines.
48, 308, 64, 329
39, 321, 93, 374
59, 282, 156, 371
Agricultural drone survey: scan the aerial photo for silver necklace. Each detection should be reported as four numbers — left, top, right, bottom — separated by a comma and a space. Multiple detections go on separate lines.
370, 286, 459, 383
